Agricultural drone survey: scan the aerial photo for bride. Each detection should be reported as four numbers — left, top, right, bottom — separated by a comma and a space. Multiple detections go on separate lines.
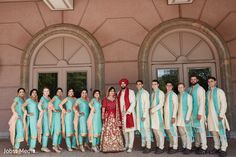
100, 87, 124, 152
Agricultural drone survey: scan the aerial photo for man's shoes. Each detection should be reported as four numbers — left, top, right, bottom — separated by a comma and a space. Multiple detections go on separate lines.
143, 148, 152, 154
197, 148, 208, 154
124, 146, 128, 151
219, 151, 227, 157
168, 148, 178, 154
154, 147, 164, 154
140, 146, 145, 151
183, 149, 192, 155
192, 146, 200, 153
178, 147, 186, 152
168, 147, 173, 151
209, 148, 220, 154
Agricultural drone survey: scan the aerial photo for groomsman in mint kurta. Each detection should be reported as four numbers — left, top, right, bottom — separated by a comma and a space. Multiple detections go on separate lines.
164, 82, 178, 154
177, 83, 193, 154
150, 80, 165, 154
135, 80, 152, 154
187, 75, 208, 154
207, 77, 230, 157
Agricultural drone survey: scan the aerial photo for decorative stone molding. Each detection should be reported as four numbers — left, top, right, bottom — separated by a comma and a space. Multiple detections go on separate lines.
138, 18, 233, 128
21, 23, 105, 95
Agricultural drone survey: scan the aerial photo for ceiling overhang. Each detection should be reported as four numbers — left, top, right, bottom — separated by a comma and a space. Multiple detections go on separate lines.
43, 0, 73, 10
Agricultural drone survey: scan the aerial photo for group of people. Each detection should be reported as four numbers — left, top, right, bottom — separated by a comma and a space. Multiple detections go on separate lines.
8, 75, 230, 157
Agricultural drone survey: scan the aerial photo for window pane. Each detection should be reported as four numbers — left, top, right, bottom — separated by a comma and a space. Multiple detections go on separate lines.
38, 73, 58, 98
156, 68, 179, 93
188, 68, 211, 91
67, 72, 87, 97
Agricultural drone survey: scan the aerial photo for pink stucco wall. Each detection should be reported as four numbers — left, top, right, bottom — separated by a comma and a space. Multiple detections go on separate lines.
0, 0, 236, 136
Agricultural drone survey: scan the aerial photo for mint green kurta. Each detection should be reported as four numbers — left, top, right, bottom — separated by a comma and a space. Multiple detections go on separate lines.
77, 98, 90, 136
40, 96, 50, 136
14, 97, 25, 142
51, 96, 62, 135
26, 98, 39, 139
65, 97, 75, 137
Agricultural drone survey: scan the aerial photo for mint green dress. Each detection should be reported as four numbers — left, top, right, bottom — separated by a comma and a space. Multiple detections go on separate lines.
91, 98, 102, 137
14, 97, 25, 145
51, 96, 62, 136
26, 98, 39, 139
77, 98, 90, 136
40, 96, 50, 136
64, 97, 75, 137
51, 96, 63, 146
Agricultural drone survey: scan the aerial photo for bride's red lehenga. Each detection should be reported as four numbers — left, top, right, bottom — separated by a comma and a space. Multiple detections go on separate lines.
100, 97, 124, 152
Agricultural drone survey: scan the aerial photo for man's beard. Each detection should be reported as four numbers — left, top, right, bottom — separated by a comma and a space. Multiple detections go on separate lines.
191, 82, 197, 86
121, 86, 126, 89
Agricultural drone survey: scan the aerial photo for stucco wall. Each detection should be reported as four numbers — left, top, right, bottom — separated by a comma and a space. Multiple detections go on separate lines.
0, 0, 236, 136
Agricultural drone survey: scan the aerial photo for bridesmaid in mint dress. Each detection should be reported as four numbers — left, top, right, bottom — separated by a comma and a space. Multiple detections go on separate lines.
88, 90, 102, 152
49, 88, 63, 153
59, 88, 77, 151
22, 89, 39, 153
10, 88, 26, 154
74, 89, 90, 152
38, 87, 51, 152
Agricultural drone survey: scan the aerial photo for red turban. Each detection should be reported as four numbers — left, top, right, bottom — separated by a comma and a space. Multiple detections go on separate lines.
119, 78, 129, 85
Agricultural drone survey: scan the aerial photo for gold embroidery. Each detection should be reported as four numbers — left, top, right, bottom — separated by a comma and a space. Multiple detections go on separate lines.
100, 113, 124, 152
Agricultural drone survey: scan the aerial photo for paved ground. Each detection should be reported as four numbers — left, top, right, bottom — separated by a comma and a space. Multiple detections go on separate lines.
0, 138, 236, 157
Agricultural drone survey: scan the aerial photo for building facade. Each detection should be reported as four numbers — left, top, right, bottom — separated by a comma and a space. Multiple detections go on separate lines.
0, 0, 236, 137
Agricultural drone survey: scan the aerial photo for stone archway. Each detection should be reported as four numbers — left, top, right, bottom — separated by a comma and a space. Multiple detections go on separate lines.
21, 24, 105, 95
138, 18, 232, 124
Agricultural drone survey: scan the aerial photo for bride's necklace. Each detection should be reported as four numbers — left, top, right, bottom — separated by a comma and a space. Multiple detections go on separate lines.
107, 96, 115, 101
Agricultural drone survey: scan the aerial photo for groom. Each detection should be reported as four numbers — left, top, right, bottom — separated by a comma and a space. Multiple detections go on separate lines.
117, 78, 136, 153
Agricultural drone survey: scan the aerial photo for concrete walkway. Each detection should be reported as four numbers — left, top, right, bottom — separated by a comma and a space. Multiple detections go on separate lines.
0, 138, 235, 157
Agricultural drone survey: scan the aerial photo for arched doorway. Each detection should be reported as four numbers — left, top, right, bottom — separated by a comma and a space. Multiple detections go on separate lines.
150, 30, 219, 93
138, 18, 232, 121
22, 24, 105, 97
